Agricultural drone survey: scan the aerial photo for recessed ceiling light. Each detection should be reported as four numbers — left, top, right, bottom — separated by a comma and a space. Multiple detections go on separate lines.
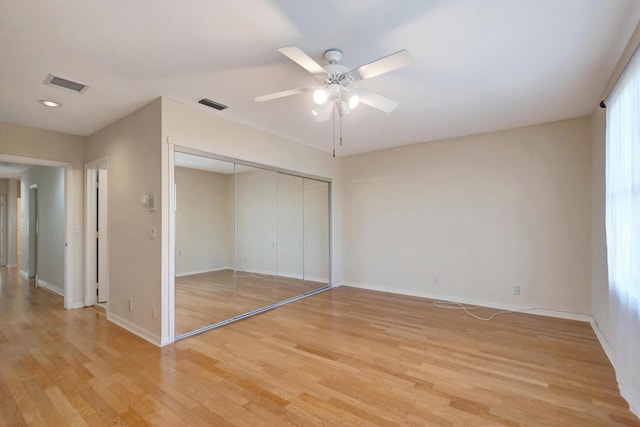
39, 99, 61, 108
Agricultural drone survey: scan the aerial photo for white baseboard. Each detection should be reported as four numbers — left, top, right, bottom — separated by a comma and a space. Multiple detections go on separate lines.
20, 270, 28, 278
175, 266, 231, 277
590, 317, 614, 365
342, 282, 592, 322
36, 278, 64, 297
303, 275, 329, 284
67, 300, 85, 309
590, 319, 640, 419
107, 312, 162, 347
238, 267, 278, 277
275, 271, 303, 280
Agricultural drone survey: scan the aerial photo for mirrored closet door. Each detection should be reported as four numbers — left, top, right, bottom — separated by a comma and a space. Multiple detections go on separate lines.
174, 150, 331, 338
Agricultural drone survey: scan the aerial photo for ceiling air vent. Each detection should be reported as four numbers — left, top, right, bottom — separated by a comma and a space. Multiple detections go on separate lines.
199, 98, 228, 111
44, 74, 89, 93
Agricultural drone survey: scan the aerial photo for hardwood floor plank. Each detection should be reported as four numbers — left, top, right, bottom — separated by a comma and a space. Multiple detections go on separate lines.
1, 268, 639, 425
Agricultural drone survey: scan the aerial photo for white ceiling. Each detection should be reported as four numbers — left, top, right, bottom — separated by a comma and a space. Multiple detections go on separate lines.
1, 0, 639, 156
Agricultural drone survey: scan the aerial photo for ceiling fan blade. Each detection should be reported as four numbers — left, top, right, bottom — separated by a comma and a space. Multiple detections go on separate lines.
254, 87, 311, 102
357, 89, 399, 113
350, 49, 413, 81
278, 47, 326, 75
314, 102, 334, 122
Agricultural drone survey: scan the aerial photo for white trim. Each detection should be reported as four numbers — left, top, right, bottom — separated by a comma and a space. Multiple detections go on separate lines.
0, 154, 75, 310
274, 271, 303, 280
165, 141, 176, 345
84, 156, 110, 307
108, 312, 162, 347
238, 267, 278, 277
20, 270, 28, 278
590, 317, 614, 364
175, 266, 231, 277
343, 282, 592, 322
68, 300, 85, 309
302, 275, 328, 284
36, 278, 64, 296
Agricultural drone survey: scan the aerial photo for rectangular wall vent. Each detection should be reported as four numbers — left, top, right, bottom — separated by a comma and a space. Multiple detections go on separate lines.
44, 74, 89, 93
199, 98, 228, 111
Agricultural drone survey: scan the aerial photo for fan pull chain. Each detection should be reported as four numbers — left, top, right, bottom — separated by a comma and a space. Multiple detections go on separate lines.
332, 105, 336, 157
340, 113, 343, 146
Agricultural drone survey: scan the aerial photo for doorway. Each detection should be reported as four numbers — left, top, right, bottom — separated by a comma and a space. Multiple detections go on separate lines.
85, 161, 109, 307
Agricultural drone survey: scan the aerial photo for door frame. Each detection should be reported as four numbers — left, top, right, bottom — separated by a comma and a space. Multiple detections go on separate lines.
0, 154, 73, 308
84, 157, 109, 307
0, 194, 7, 266
28, 184, 38, 278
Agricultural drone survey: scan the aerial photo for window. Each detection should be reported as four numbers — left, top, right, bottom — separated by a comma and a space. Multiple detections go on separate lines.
605, 45, 640, 414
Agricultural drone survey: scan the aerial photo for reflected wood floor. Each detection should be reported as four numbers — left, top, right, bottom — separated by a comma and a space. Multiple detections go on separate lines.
1, 267, 638, 426
175, 270, 325, 336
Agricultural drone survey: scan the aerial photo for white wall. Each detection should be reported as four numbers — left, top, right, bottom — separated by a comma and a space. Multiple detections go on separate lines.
175, 167, 232, 275
0, 121, 85, 308
20, 166, 65, 293
86, 99, 162, 343
342, 116, 592, 314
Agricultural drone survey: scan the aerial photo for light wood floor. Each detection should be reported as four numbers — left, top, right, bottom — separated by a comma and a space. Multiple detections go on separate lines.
175, 269, 325, 336
1, 267, 638, 426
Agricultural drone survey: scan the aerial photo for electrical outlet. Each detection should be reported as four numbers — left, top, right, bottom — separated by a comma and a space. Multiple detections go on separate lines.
513, 285, 521, 296
433, 275, 440, 285
152, 307, 157, 319
128, 298, 133, 312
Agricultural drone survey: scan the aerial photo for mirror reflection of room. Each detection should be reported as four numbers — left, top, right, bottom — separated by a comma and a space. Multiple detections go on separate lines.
174, 152, 330, 337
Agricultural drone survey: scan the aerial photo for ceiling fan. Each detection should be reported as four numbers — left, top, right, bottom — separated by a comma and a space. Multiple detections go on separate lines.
254, 47, 414, 121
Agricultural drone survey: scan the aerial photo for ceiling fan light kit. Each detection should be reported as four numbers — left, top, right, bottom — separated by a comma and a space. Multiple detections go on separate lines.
255, 46, 413, 155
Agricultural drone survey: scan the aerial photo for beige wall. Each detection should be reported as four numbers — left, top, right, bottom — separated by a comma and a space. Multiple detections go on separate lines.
342, 117, 592, 314
86, 99, 162, 343
175, 167, 232, 275
0, 121, 85, 308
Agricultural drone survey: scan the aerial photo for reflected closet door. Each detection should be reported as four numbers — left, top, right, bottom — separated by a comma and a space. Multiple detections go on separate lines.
276, 173, 304, 298
174, 154, 236, 336
303, 179, 330, 288
234, 166, 278, 314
